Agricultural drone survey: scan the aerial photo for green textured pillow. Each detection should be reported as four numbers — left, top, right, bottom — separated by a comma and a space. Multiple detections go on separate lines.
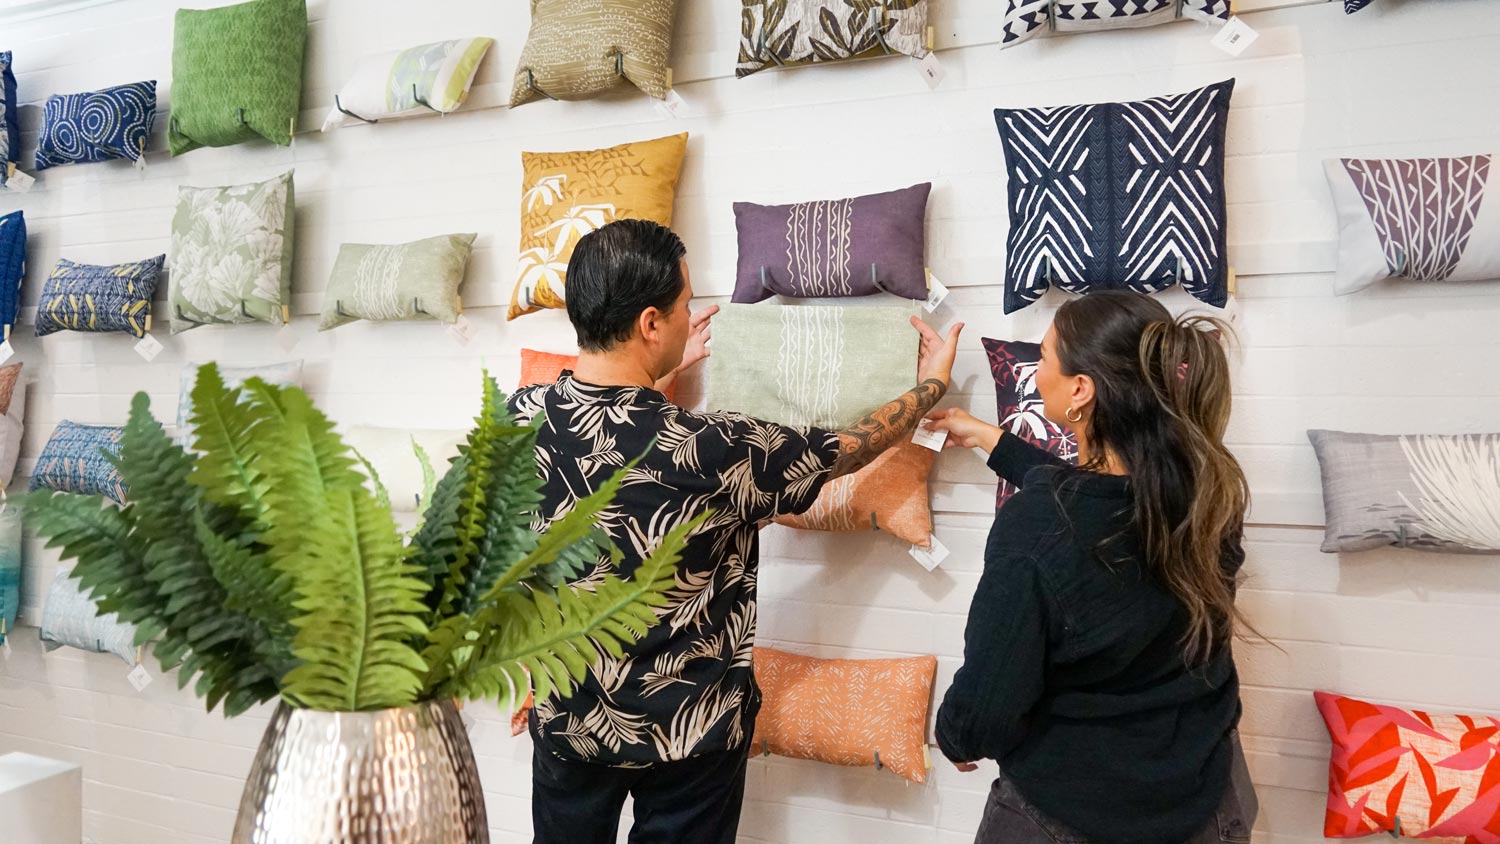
318, 233, 476, 330
169, 0, 308, 156
169, 171, 295, 334
706, 303, 919, 429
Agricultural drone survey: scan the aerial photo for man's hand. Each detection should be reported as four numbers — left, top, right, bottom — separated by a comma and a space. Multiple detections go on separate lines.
913, 316, 964, 388
924, 407, 1003, 454
679, 305, 718, 373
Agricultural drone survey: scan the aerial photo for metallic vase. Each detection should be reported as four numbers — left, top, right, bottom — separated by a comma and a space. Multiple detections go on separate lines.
232, 699, 489, 843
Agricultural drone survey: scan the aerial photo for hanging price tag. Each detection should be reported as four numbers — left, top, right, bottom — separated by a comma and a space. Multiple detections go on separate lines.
1210, 17, 1259, 56
0, 341, 14, 365
5, 168, 35, 193
655, 89, 687, 119
134, 334, 164, 361
924, 270, 950, 313
916, 52, 946, 90
127, 663, 153, 692
448, 314, 473, 346
912, 426, 948, 452
909, 535, 950, 571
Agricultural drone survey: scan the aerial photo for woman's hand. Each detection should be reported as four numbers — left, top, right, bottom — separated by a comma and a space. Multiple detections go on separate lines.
925, 407, 1003, 454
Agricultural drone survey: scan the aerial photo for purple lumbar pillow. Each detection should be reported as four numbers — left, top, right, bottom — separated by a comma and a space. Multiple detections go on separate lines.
732, 182, 931, 303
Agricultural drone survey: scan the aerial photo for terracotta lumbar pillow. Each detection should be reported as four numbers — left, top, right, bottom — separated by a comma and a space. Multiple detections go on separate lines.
775, 440, 934, 546
518, 347, 679, 404
751, 646, 937, 783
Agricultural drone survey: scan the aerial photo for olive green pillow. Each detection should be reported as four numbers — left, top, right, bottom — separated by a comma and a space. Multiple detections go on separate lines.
510, 0, 678, 107
169, 171, 295, 333
318, 233, 476, 330
169, 0, 308, 156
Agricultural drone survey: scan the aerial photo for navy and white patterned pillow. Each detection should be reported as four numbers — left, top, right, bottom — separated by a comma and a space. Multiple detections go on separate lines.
1344, 0, 1372, 11
35, 81, 157, 170
0, 52, 18, 186
30, 420, 128, 504
994, 79, 1235, 314
35, 255, 164, 338
1001, 0, 1231, 48
0, 210, 23, 333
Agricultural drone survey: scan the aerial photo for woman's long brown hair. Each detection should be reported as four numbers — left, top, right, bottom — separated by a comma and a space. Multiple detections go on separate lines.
1052, 290, 1249, 666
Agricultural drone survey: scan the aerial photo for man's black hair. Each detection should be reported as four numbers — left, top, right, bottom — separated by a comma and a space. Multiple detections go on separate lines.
565, 219, 687, 352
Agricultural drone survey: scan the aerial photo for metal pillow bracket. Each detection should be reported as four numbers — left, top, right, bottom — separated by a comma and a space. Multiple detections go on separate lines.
411, 84, 443, 114
870, 263, 926, 303
524, 68, 558, 102
333, 94, 378, 125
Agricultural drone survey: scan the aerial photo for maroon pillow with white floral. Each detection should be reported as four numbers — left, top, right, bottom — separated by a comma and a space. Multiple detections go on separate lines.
981, 338, 1078, 508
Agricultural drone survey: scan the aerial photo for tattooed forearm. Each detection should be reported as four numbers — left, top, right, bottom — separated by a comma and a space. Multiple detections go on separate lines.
830, 378, 948, 478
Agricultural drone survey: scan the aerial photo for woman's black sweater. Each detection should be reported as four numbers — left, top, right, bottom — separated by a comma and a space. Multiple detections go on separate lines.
935, 432, 1243, 844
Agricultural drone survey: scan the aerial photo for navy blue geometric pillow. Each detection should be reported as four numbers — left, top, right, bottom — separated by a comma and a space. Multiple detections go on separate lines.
994, 79, 1235, 314
35, 81, 157, 170
0, 210, 23, 334
1345, 0, 1372, 11
0, 52, 19, 185
35, 255, 165, 338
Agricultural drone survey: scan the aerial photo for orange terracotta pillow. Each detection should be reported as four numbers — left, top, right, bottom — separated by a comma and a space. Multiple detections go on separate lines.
775, 440, 933, 546
518, 347, 679, 403
751, 646, 937, 783
0, 361, 20, 416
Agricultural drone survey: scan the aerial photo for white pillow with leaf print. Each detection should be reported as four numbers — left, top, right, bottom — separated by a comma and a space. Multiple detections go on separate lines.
169, 170, 295, 334
346, 425, 465, 513
322, 37, 494, 131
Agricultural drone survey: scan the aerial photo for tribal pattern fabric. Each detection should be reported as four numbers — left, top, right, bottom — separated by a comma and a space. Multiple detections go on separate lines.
35, 81, 157, 170
1342, 156, 1490, 282
0, 210, 24, 331
30, 420, 128, 504
0, 52, 18, 184
995, 79, 1235, 313
1001, 0, 1230, 48
983, 339, 1078, 508
36, 255, 164, 338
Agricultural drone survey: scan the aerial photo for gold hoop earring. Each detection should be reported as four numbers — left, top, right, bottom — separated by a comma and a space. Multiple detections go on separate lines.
1065, 406, 1083, 424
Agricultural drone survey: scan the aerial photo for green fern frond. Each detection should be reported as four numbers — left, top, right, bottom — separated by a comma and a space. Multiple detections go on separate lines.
186, 363, 275, 520
411, 440, 438, 529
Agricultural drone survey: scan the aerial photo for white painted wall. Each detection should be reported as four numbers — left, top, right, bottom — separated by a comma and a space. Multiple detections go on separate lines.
2, 1, 1499, 842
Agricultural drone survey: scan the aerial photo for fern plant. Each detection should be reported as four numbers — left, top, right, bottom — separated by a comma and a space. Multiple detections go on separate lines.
26, 364, 705, 717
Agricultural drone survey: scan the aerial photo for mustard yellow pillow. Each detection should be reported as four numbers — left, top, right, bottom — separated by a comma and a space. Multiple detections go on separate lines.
509, 132, 687, 320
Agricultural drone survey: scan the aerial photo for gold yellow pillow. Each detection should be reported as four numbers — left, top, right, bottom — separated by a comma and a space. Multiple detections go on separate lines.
509, 132, 688, 320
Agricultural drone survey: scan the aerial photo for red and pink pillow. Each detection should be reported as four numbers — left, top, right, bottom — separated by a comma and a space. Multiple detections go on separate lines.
981, 338, 1077, 508
1315, 691, 1500, 840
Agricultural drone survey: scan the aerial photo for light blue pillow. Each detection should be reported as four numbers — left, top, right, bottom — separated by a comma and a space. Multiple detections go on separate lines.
39, 568, 138, 664
35, 81, 157, 170
30, 420, 128, 504
0, 51, 18, 185
175, 360, 303, 446
0, 506, 19, 647
0, 210, 23, 334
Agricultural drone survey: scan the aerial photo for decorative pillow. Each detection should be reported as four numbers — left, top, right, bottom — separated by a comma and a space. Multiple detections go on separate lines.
732, 183, 931, 304
751, 647, 937, 783
321, 37, 494, 131
0, 361, 22, 417
175, 361, 304, 447
1323, 155, 1497, 296
517, 347, 679, 403
1345, 0, 1372, 11
0, 370, 25, 488
35, 256, 164, 339
509, 0, 678, 107
707, 303, 917, 429
34, 81, 157, 170
995, 79, 1235, 313
0, 505, 19, 646
29, 421, 128, 504
736, 0, 932, 77
982, 339, 1078, 507
1000, 0, 1229, 48
510, 133, 688, 320
39, 569, 139, 665
0, 210, 23, 335
1315, 691, 1500, 840
0, 52, 18, 186
1308, 430, 1500, 554
318, 233, 475, 330
168, 0, 308, 156
345, 425, 466, 513
775, 440, 934, 545
169, 170, 295, 333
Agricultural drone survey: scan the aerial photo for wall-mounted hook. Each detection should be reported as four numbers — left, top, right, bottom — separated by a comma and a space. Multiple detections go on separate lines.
873, 750, 884, 771
174, 304, 205, 326
336, 300, 351, 318
870, 263, 894, 296
760, 28, 786, 66
613, 48, 625, 77
240, 300, 254, 319
1040, 254, 1054, 286
870, 511, 879, 531
412, 298, 430, 316
1392, 247, 1408, 277
870, 5, 894, 54
236, 108, 247, 127
759, 266, 776, 295
525, 69, 558, 101
411, 84, 443, 114
334, 94, 378, 125
762, 739, 771, 757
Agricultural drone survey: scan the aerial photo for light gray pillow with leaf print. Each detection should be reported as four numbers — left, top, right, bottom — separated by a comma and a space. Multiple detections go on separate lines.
169, 170, 295, 334
175, 360, 304, 446
40, 568, 140, 665
1308, 429, 1500, 554
318, 233, 475, 330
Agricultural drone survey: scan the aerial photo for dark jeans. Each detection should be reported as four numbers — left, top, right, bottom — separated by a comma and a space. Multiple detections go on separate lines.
974, 732, 1258, 844
531, 746, 747, 844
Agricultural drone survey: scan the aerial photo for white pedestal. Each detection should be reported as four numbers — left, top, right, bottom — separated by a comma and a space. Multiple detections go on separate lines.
0, 752, 83, 844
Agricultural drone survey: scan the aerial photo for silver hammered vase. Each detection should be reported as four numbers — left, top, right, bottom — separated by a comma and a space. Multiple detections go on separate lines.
232, 699, 489, 843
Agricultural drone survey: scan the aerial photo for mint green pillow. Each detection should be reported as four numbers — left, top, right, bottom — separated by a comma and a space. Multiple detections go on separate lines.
169, 171, 295, 333
318, 233, 475, 330
169, 0, 308, 156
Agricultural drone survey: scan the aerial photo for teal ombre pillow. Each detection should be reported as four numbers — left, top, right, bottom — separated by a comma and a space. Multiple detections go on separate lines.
0, 506, 19, 647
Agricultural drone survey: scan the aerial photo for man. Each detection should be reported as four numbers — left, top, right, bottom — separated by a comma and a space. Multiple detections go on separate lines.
509, 219, 962, 844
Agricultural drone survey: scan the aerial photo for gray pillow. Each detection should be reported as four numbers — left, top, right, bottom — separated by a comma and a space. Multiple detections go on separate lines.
1308, 429, 1500, 554
318, 233, 475, 330
733, 183, 930, 304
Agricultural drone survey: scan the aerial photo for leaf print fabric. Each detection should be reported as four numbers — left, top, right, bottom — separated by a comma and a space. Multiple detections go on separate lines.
169, 170, 294, 333
1316, 691, 1500, 840
321, 37, 493, 131
737, 0, 931, 77
509, 374, 839, 765
35, 255, 165, 339
982, 338, 1078, 508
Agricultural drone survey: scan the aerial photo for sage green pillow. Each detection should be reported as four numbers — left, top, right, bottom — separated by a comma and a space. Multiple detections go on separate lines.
169, 170, 295, 334
706, 303, 919, 429
169, 0, 308, 156
318, 233, 476, 330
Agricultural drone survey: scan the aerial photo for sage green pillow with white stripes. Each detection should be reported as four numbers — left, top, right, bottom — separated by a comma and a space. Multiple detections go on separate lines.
318, 233, 475, 330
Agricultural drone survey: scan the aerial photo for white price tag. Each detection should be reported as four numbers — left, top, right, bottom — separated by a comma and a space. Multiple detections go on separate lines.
916, 52, 945, 90
127, 663, 153, 692
5, 167, 34, 193
909, 535, 950, 571
2, 636, 11, 660
0, 341, 14, 365
1210, 17, 1259, 56
655, 89, 687, 119
134, 334, 164, 361
912, 425, 948, 452
924, 270, 950, 313
448, 314, 473, 346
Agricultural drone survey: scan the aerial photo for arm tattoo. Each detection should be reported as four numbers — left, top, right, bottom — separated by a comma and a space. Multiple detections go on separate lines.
830, 378, 948, 478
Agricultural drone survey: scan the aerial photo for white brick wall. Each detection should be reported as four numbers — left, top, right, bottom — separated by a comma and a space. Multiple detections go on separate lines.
1, 1, 1499, 842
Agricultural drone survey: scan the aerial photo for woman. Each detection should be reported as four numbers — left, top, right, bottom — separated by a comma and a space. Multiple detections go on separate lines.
928, 290, 1257, 844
